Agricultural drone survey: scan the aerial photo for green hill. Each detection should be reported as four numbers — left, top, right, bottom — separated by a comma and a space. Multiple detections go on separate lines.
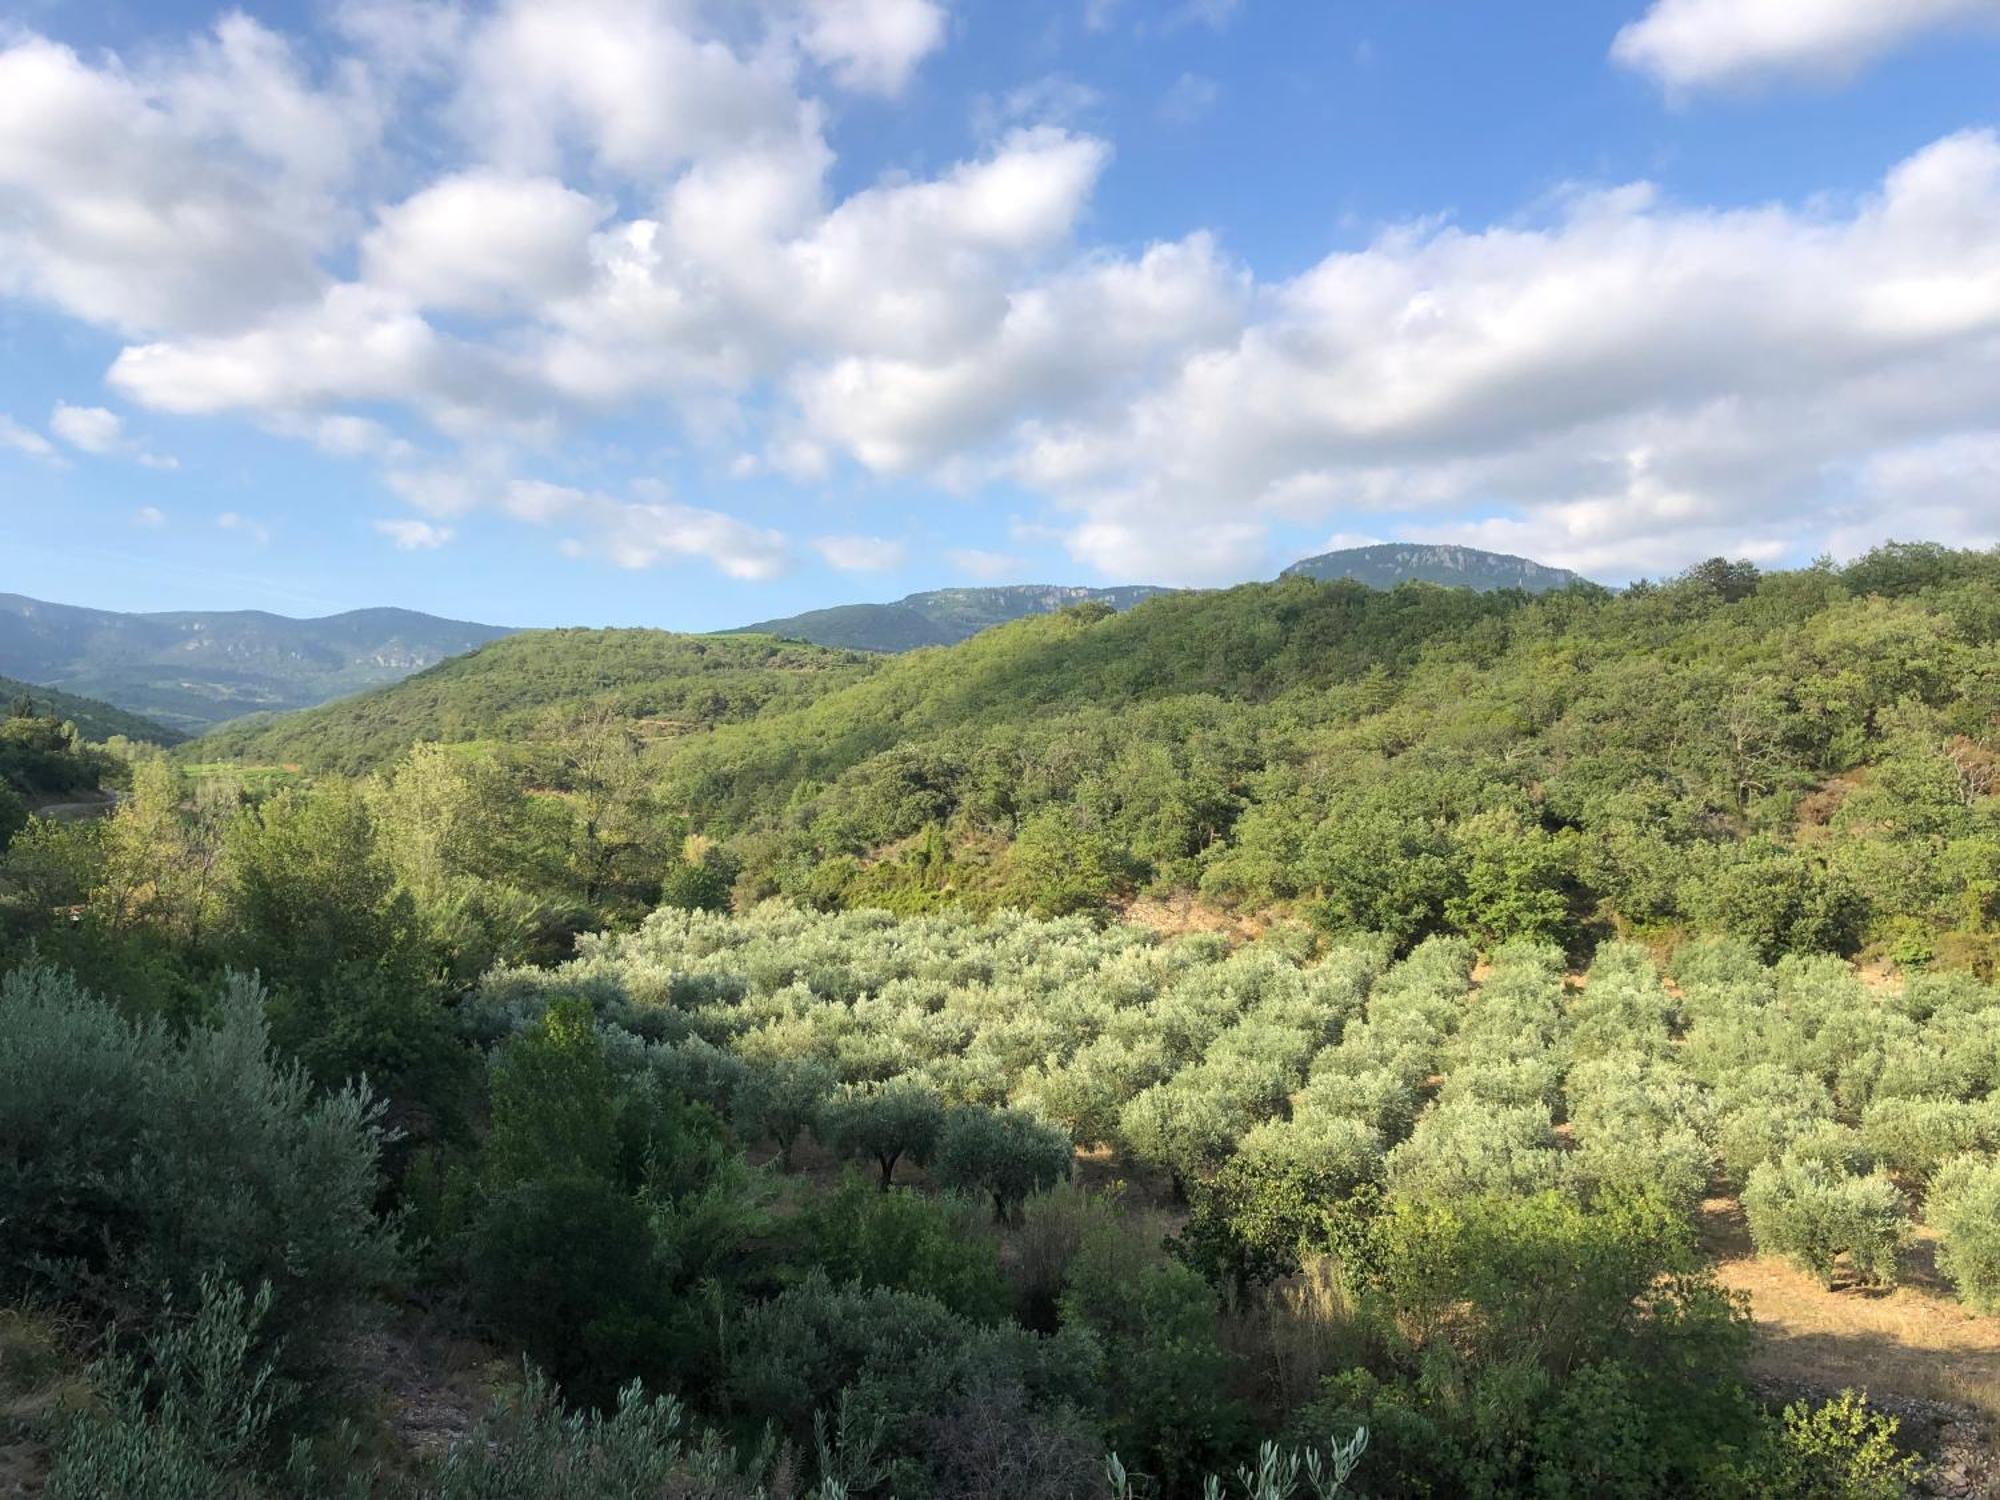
1282, 542, 1585, 593
0, 593, 513, 733
0, 674, 182, 746
725, 583, 1172, 651
185, 542, 2000, 964
191, 628, 880, 773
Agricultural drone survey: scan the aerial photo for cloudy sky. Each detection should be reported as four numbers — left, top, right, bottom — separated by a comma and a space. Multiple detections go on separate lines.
3, 0, 1998, 626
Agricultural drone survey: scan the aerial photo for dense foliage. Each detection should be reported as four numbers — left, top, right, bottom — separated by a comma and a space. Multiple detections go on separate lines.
181, 545, 2000, 969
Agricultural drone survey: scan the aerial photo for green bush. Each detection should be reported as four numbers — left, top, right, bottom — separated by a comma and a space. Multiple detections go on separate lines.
1384, 1100, 1562, 1201
1059, 1218, 1246, 1493
724, 1274, 1099, 1491
1928, 1154, 2000, 1312
47, 1275, 373, 1500
0, 965, 398, 1361
800, 1173, 1008, 1322
1743, 1390, 1922, 1500
1860, 1097, 1998, 1187
1742, 1155, 1909, 1288
425, 1368, 763, 1500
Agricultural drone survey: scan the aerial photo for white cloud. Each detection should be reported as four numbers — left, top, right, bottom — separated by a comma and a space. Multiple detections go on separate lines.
0, 19, 374, 335
1614, 0, 2000, 92
49, 403, 122, 453
453, 0, 807, 179
132, 505, 167, 528
948, 546, 1022, 579
363, 172, 606, 315
1008, 131, 2000, 581
48, 401, 177, 468
564, 492, 792, 579
0, 414, 58, 462
6, 6, 2000, 591
797, 0, 948, 95
814, 533, 909, 571
972, 75, 1102, 139
375, 517, 455, 550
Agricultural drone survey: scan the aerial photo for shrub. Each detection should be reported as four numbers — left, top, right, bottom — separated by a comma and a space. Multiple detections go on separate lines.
0, 965, 398, 1362
46, 1275, 373, 1500
800, 1173, 1007, 1322
1059, 1219, 1246, 1493
1928, 1154, 2000, 1312
484, 995, 619, 1190
1859, 1097, 1998, 1188
426, 1367, 763, 1500
467, 1175, 673, 1405
934, 1106, 1074, 1222
1745, 1390, 1922, 1500
1174, 1115, 1384, 1290
724, 1274, 1099, 1490
1384, 1100, 1561, 1202
1742, 1156, 1909, 1288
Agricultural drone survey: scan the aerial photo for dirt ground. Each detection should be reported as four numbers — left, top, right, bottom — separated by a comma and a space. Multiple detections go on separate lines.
1702, 1195, 2000, 1418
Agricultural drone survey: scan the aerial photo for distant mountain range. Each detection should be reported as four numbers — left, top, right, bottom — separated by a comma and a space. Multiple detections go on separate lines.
0, 547, 1587, 728
1282, 543, 1586, 594
727, 584, 1174, 652
0, 594, 514, 733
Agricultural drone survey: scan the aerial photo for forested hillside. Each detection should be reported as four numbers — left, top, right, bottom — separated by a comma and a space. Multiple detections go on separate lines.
0, 673, 180, 747
195, 628, 881, 774
186, 545, 2000, 967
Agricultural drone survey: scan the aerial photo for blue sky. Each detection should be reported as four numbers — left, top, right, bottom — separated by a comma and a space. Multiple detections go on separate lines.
3, 0, 1999, 628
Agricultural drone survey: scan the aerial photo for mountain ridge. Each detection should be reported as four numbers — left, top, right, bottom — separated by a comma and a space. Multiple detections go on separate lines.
0, 593, 515, 733
1282, 542, 1587, 593
724, 583, 1173, 652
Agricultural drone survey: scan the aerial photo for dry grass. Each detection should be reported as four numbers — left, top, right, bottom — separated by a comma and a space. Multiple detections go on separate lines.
1701, 1196, 2000, 1418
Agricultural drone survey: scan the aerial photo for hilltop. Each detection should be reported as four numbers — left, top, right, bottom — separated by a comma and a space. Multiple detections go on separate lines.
0, 593, 513, 732
191, 627, 879, 774
1282, 542, 1586, 593
725, 583, 1172, 652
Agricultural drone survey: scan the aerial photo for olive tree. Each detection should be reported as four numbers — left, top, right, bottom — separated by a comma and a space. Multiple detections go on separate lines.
818, 1077, 946, 1188
933, 1106, 1074, 1222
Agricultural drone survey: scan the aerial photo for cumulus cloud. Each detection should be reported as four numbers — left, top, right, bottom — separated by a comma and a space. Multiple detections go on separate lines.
553, 489, 792, 579
49, 403, 123, 454
1007, 131, 2000, 581
814, 533, 909, 571
375, 517, 455, 549
363, 172, 606, 315
133, 505, 167, 528
1614, 0, 2000, 92
0, 19, 373, 335
8, 4, 2000, 589
796, 0, 948, 94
